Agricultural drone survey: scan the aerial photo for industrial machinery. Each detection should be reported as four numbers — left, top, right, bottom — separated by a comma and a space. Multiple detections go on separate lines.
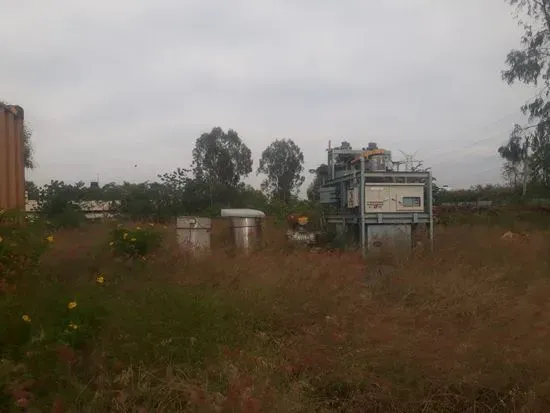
285, 213, 319, 246
319, 141, 434, 255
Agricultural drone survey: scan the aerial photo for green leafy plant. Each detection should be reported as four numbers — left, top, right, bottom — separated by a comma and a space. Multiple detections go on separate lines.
109, 224, 163, 258
0, 210, 52, 283
0, 291, 109, 411
49, 297, 108, 350
36, 181, 87, 229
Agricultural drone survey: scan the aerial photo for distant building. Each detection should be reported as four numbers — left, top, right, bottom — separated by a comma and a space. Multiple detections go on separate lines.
25, 200, 119, 220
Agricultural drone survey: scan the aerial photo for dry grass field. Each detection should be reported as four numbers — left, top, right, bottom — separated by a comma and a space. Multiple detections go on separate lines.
2, 218, 550, 412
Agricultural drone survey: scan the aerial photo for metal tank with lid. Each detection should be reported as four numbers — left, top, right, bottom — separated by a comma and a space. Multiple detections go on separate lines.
221, 209, 265, 254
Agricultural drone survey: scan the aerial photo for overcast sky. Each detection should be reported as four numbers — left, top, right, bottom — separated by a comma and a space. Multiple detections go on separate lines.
0, 0, 537, 190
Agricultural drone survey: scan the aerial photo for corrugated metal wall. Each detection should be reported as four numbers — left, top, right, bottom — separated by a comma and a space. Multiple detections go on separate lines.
0, 104, 25, 211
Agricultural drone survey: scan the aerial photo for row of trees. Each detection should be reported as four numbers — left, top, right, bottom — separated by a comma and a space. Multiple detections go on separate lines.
191, 127, 306, 204
20, 126, 313, 205
432, 184, 544, 205
25, 177, 319, 226
23, 127, 323, 223
26, 179, 273, 224
2, 104, 314, 206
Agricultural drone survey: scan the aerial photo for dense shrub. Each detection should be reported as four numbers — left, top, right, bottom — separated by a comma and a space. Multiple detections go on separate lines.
267, 198, 325, 228
109, 224, 163, 258
0, 210, 51, 283
36, 181, 87, 228
1, 281, 109, 410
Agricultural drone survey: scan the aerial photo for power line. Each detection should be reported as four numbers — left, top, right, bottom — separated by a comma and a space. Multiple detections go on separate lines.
421, 88, 546, 164
414, 108, 538, 163
423, 127, 520, 167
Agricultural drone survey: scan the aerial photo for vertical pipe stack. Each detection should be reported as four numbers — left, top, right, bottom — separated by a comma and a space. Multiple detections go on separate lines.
0, 104, 25, 212
360, 156, 366, 257
428, 170, 434, 252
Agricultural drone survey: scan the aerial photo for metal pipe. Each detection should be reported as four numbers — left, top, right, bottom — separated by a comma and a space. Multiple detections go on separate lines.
428, 170, 434, 252
360, 156, 366, 258
328, 146, 335, 180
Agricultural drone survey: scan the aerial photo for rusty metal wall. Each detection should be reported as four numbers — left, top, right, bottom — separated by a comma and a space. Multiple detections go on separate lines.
0, 104, 25, 211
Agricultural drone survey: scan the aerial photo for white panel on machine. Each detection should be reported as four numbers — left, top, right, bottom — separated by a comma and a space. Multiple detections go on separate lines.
364, 184, 425, 213
391, 184, 424, 212
364, 185, 391, 212
347, 188, 359, 208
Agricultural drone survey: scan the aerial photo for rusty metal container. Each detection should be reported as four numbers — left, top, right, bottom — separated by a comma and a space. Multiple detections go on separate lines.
0, 104, 25, 212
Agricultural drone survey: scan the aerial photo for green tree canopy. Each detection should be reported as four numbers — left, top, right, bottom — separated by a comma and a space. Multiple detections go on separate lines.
257, 138, 305, 202
192, 127, 252, 189
23, 125, 34, 169
499, 0, 550, 188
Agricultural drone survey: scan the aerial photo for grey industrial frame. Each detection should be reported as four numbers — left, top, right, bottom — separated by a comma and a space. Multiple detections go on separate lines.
322, 147, 434, 257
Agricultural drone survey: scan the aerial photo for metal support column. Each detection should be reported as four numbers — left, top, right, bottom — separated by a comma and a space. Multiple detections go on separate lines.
428, 170, 434, 252
360, 156, 366, 257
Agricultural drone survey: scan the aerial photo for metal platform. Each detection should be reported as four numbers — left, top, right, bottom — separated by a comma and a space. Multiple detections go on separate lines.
326, 212, 431, 225
324, 171, 430, 186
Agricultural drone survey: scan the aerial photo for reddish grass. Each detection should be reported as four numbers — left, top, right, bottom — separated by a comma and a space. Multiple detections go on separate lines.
6, 220, 550, 412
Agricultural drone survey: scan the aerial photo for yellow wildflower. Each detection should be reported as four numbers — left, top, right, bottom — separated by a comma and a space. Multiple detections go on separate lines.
68, 322, 78, 330
46, 235, 54, 243
0, 209, 5, 215
96, 275, 105, 284
68, 301, 77, 310
123, 233, 128, 240
136, 226, 141, 230
130, 238, 136, 242
22, 314, 31, 323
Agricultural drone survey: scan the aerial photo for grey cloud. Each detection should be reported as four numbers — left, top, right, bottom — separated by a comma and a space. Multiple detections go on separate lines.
0, 0, 536, 189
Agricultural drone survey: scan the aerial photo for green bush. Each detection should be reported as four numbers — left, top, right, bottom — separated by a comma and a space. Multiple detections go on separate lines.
45, 206, 86, 229
267, 198, 325, 230
36, 181, 87, 229
117, 183, 176, 223
0, 297, 33, 358
0, 284, 109, 412
0, 210, 52, 282
109, 224, 163, 258
42, 294, 108, 350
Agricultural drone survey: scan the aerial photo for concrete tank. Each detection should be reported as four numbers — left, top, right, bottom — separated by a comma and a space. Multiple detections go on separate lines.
176, 216, 212, 256
221, 209, 265, 254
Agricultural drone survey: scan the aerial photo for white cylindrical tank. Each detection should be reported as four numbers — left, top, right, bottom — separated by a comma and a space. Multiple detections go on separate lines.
221, 209, 265, 254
